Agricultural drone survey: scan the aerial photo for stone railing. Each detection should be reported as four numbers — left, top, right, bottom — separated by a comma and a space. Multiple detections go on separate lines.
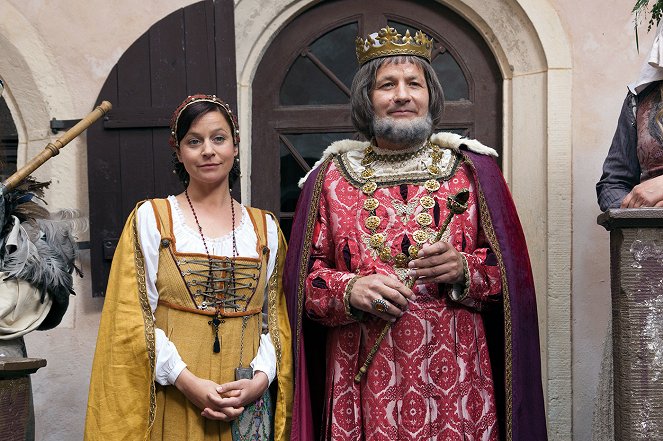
598, 208, 663, 441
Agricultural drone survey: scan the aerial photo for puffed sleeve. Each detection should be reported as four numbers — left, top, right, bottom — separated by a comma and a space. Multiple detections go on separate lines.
136, 203, 187, 386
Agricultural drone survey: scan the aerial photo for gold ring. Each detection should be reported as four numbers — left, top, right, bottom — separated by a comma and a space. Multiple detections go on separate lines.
371, 298, 389, 313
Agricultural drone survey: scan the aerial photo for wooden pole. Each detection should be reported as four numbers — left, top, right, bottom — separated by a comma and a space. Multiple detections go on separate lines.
1, 101, 112, 194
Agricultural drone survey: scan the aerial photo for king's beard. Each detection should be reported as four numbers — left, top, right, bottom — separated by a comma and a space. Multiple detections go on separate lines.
371, 114, 433, 149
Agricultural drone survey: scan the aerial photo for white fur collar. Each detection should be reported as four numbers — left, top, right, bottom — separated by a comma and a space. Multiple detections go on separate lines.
298, 131, 497, 187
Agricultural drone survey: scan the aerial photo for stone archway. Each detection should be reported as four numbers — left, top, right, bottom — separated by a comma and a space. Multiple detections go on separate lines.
235, 0, 572, 438
0, 3, 78, 201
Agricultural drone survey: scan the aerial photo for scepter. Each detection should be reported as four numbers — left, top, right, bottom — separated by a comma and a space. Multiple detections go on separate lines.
354, 188, 470, 383
1, 100, 112, 195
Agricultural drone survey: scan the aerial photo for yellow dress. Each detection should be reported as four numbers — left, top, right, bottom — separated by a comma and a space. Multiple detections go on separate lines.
84, 199, 293, 441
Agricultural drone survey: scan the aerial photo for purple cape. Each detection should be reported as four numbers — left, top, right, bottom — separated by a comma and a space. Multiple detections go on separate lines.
284, 149, 547, 441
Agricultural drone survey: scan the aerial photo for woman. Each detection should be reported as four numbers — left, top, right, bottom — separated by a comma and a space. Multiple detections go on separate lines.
597, 24, 663, 210
85, 94, 292, 441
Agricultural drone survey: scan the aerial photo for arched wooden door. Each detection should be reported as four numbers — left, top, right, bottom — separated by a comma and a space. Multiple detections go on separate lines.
251, 0, 502, 239
87, 0, 237, 296
0, 96, 17, 181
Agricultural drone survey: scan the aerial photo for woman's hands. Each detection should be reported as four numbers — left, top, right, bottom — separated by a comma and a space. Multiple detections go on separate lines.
175, 368, 269, 421
175, 368, 244, 421
200, 371, 269, 420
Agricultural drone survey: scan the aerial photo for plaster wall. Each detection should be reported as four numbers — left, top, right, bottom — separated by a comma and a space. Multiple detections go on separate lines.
0, 0, 653, 440
551, 2, 656, 440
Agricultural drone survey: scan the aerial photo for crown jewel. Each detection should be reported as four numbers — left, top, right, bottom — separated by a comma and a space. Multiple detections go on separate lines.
355, 26, 433, 66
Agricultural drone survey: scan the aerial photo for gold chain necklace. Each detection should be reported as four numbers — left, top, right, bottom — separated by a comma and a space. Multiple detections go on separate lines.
360, 141, 444, 271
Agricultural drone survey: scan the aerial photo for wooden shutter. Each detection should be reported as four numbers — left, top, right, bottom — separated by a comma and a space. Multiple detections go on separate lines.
87, 0, 237, 296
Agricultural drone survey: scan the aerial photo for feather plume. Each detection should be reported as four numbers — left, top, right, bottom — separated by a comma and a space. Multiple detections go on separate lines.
0, 178, 86, 310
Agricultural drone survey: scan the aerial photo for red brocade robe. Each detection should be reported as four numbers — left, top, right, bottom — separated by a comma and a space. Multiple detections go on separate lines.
285, 133, 548, 441
303, 139, 500, 441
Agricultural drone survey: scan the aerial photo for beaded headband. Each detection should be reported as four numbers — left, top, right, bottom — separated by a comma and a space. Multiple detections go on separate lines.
169, 94, 240, 148
356, 26, 433, 66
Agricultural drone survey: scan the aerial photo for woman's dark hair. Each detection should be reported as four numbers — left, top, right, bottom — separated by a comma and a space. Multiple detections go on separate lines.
171, 100, 240, 188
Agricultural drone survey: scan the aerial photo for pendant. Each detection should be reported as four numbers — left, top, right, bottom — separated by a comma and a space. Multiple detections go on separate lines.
235, 366, 254, 380
208, 317, 222, 353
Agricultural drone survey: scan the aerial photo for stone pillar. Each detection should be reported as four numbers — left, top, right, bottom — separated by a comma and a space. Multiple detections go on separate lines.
0, 338, 45, 441
598, 208, 663, 441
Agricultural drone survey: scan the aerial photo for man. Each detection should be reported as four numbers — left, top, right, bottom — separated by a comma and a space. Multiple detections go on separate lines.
285, 27, 546, 441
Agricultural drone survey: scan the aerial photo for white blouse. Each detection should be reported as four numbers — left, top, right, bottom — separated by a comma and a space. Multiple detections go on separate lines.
136, 196, 278, 386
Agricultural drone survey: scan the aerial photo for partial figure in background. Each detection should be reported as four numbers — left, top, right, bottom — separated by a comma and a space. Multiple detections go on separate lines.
0, 78, 82, 343
85, 95, 292, 441
285, 27, 546, 441
597, 23, 663, 209
0, 78, 85, 441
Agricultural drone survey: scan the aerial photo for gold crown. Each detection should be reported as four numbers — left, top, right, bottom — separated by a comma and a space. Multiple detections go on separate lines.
355, 26, 433, 65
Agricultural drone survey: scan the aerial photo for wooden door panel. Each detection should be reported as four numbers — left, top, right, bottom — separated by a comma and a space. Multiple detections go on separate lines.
88, 0, 236, 296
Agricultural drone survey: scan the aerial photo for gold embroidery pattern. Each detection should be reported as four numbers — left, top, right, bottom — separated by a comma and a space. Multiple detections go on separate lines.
267, 257, 282, 370
463, 154, 513, 441
334, 145, 461, 189
296, 157, 333, 348
343, 275, 361, 319
132, 213, 156, 430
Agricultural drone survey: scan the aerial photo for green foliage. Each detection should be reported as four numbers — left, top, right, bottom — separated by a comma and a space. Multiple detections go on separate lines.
633, 0, 663, 51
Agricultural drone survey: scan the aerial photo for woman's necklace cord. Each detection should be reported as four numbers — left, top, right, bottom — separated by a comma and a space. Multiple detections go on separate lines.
184, 188, 237, 353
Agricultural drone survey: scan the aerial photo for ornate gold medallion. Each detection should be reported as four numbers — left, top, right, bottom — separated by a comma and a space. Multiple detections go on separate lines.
379, 248, 393, 262
369, 233, 385, 248
365, 215, 381, 230
394, 253, 408, 267
408, 245, 420, 258
413, 229, 429, 244
424, 179, 441, 192
361, 167, 375, 179
362, 181, 377, 195
363, 198, 379, 211
428, 165, 441, 175
416, 212, 433, 227
420, 195, 435, 209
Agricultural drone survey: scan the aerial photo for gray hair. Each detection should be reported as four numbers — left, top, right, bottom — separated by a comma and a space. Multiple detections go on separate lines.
350, 56, 444, 140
